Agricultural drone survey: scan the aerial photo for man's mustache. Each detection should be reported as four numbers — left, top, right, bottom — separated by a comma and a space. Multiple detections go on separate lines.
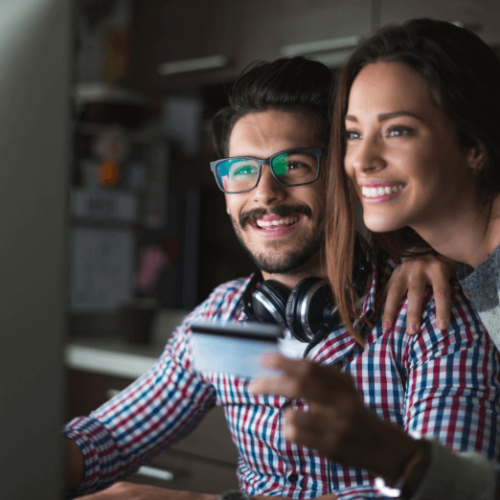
239, 205, 312, 227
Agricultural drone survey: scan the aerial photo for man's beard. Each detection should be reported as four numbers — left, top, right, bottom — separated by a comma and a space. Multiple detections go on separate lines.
231, 204, 325, 275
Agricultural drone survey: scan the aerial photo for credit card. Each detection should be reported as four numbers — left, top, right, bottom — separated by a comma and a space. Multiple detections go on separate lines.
190, 321, 282, 379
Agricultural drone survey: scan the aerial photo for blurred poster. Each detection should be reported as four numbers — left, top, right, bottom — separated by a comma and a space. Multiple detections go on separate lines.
71, 187, 137, 224
70, 227, 134, 312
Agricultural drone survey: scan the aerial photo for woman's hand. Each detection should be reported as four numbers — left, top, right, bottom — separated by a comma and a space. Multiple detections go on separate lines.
382, 254, 455, 334
250, 353, 417, 484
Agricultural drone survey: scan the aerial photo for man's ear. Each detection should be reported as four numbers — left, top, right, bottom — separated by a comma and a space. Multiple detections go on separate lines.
466, 145, 484, 171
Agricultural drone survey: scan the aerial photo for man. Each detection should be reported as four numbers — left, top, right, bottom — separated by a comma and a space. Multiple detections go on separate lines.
64, 58, 500, 499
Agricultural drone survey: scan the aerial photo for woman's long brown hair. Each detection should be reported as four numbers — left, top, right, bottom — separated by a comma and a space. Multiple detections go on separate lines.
326, 68, 370, 345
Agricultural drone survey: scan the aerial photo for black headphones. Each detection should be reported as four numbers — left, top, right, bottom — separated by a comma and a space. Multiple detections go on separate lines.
242, 240, 371, 343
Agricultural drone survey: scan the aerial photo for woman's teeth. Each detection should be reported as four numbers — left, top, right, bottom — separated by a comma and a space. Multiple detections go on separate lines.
256, 216, 299, 229
361, 184, 404, 197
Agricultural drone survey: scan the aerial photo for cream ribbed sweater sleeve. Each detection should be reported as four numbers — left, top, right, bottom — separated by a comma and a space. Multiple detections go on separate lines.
411, 436, 497, 500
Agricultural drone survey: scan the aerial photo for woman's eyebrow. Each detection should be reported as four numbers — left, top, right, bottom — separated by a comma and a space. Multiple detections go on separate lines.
344, 111, 424, 123
378, 110, 424, 122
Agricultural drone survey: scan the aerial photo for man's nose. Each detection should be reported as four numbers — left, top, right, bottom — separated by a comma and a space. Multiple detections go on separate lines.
252, 164, 286, 203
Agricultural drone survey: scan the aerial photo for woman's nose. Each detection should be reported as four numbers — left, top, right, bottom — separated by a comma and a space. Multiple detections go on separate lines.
348, 136, 385, 174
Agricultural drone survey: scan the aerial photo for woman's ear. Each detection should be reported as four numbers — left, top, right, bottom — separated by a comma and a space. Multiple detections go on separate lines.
466, 145, 484, 171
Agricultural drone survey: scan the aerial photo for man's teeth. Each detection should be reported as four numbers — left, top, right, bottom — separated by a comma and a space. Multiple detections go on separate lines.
256, 216, 299, 229
361, 184, 404, 197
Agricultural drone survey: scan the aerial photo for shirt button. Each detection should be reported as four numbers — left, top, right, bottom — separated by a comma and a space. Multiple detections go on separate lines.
288, 472, 298, 483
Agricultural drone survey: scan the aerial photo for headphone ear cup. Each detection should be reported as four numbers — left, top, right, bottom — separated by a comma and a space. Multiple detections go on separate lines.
286, 277, 329, 342
251, 280, 289, 332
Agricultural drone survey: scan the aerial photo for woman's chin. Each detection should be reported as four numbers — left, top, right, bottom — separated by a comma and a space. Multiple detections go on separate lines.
363, 215, 404, 234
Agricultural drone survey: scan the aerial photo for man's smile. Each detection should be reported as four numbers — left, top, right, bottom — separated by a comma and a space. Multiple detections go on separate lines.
239, 205, 311, 240
240, 204, 312, 228
249, 214, 303, 238
253, 214, 301, 229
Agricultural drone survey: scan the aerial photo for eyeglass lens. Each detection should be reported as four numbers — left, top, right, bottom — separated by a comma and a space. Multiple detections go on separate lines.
216, 149, 319, 193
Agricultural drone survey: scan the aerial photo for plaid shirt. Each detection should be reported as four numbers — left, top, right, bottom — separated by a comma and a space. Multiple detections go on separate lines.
63, 264, 500, 499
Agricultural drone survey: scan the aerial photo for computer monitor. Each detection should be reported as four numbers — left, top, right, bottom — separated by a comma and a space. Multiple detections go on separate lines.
0, 0, 71, 498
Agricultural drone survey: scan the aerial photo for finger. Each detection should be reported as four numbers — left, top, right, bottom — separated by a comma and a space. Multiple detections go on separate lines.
429, 279, 451, 330
259, 352, 301, 373
249, 354, 304, 396
293, 363, 355, 406
283, 408, 348, 460
251, 358, 348, 404
249, 373, 296, 398
382, 270, 409, 332
405, 276, 428, 334
249, 354, 308, 395
283, 408, 328, 446
249, 359, 320, 399
423, 260, 452, 330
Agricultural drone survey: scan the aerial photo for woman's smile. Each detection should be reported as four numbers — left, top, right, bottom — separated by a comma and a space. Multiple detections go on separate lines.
359, 181, 405, 204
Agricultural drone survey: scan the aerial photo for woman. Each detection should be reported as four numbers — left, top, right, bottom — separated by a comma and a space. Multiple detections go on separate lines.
252, 19, 500, 500
328, 18, 500, 349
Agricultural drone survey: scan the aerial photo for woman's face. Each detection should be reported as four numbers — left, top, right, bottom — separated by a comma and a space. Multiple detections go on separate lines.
343, 61, 480, 235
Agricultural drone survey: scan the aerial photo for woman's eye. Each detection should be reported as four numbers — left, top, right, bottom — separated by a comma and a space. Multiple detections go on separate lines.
343, 130, 361, 140
387, 126, 413, 137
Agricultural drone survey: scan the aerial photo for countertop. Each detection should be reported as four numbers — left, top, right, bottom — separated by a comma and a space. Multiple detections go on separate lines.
65, 309, 189, 379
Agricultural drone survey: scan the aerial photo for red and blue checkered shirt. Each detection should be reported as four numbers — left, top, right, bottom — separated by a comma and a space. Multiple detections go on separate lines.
63, 264, 500, 499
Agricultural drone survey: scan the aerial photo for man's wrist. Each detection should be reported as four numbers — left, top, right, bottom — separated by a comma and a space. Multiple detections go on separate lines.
400, 439, 432, 499
368, 420, 419, 485
376, 438, 432, 499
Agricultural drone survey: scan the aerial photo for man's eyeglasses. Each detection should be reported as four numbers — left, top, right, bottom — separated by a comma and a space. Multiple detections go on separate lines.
210, 147, 324, 194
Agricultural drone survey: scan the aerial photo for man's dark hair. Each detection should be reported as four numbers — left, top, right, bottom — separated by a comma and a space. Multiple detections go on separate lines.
212, 57, 333, 158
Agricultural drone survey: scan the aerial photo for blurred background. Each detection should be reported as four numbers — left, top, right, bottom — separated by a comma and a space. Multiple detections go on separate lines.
67, 0, 500, 343
66, 0, 500, 492
6, 1, 500, 497
64, 1, 500, 492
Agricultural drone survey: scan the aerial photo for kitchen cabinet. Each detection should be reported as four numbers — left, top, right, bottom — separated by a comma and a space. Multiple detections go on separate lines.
380, 0, 500, 46
231, 0, 372, 73
130, 0, 372, 90
129, 0, 500, 91
130, 0, 236, 90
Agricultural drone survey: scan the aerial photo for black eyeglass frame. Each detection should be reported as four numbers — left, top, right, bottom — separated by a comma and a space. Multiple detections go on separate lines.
209, 147, 325, 194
